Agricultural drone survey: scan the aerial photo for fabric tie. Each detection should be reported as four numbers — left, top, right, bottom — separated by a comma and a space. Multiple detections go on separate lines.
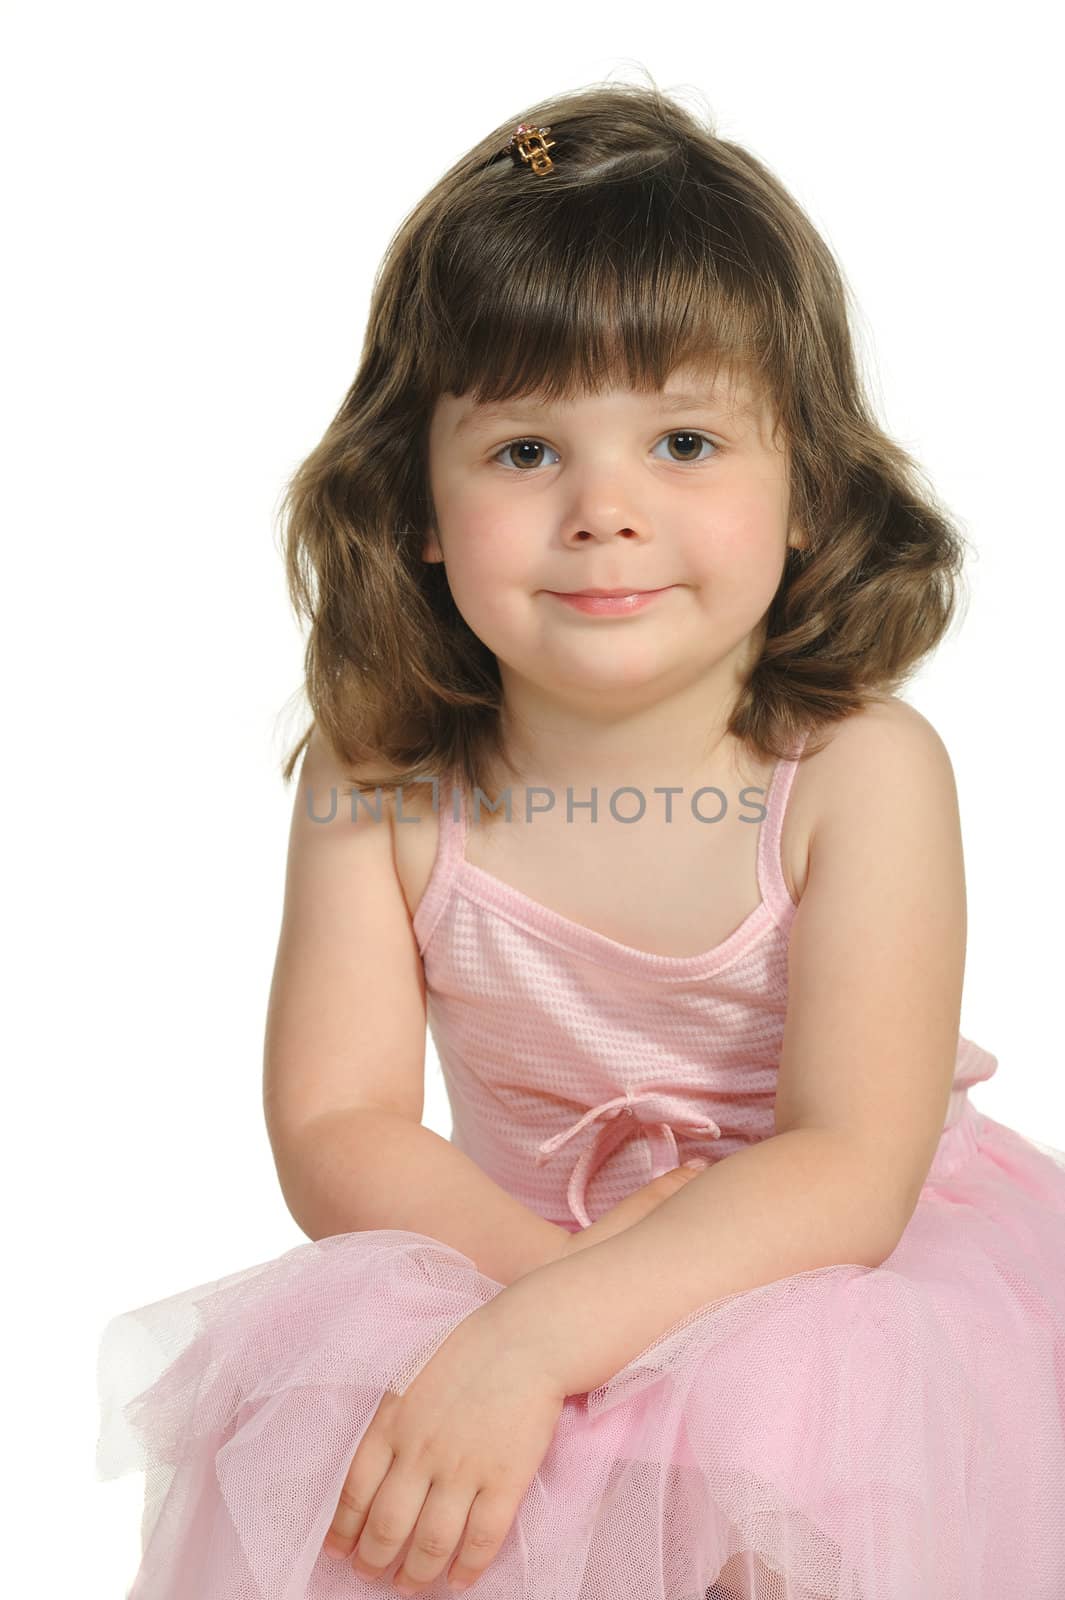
534, 1089, 723, 1229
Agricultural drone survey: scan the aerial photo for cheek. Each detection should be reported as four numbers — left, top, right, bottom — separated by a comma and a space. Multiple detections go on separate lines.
679, 509, 788, 630
715, 524, 783, 582
686, 494, 787, 580
436, 521, 531, 643
441, 501, 532, 589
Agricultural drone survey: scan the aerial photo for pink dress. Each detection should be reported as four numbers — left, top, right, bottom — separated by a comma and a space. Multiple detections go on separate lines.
97, 732, 1065, 1598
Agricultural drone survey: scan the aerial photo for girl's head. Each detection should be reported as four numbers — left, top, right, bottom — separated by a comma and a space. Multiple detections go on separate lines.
424, 363, 799, 783
279, 77, 969, 798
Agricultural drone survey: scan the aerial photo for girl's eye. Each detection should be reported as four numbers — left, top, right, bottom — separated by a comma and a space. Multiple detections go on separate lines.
491, 431, 719, 471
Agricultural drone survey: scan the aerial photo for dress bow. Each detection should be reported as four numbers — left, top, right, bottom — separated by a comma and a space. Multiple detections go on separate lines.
534, 1089, 722, 1229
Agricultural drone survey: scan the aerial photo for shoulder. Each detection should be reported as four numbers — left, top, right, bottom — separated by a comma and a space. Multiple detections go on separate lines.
303, 726, 422, 805
299, 730, 426, 863
781, 697, 957, 907
800, 695, 958, 855
805, 694, 953, 806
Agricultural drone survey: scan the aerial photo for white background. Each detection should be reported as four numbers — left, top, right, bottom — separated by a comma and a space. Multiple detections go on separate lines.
2, 2, 1061, 1593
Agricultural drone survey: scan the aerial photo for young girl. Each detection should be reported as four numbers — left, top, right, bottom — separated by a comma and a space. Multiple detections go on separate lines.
96, 80, 1065, 1600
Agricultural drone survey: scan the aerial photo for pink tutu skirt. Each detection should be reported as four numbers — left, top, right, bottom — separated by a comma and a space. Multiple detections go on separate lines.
97, 1097, 1065, 1599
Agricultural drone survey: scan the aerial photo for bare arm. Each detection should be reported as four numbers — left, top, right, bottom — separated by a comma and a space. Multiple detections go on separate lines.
272, 1107, 570, 1289
490, 1127, 900, 1395
263, 729, 570, 1288
262, 730, 688, 1290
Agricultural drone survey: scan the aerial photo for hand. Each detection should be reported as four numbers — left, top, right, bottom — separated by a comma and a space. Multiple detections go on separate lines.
557, 1158, 709, 1261
323, 1301, 567, 1593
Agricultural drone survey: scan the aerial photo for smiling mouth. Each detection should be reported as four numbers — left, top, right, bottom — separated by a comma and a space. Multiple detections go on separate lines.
556, 588, 665, 601
545, 587, 674, 615
550, 586, 672, 598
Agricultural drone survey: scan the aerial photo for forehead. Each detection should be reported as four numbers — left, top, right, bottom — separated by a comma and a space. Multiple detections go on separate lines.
439, 367, 769, 439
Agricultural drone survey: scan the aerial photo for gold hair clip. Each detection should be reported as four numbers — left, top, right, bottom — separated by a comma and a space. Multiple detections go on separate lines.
506, 122, 556, 176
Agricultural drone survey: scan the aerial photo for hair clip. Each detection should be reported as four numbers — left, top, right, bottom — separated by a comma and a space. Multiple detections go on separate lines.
505, 122, 556, 176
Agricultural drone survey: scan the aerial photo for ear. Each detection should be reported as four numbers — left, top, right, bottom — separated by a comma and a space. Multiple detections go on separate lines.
422, 527, 445, 563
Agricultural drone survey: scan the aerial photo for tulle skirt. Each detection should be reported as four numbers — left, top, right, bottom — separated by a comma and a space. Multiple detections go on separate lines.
97, 1096, 1065, 1599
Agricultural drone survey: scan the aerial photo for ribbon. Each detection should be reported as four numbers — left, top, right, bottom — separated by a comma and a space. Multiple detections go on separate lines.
535, 1089, 722, 1229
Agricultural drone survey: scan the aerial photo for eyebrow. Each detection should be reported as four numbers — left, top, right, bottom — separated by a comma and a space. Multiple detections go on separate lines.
454, 390, 757, 436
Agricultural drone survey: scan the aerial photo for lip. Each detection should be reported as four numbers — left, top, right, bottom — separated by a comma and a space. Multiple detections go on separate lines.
546, 585, 673, 616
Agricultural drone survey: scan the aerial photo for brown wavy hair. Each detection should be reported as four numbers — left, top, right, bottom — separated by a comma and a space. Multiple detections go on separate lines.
276, 72, 971, 806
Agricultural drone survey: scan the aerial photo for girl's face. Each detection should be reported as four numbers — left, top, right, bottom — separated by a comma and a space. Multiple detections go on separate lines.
424, 367, 803, 718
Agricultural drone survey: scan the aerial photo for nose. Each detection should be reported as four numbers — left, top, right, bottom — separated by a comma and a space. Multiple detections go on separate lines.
568, 526, 640, 542
556, 451, 646, 544
561, 465, 650, 543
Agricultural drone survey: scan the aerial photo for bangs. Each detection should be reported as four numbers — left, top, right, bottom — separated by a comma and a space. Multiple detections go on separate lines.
412, 151, 782, 423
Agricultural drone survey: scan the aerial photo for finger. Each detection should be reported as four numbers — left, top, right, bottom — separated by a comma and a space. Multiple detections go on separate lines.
322, 1435, 394, 1559
657, 1161, 707, 1191
391, 1482, 471, 1590
445, 1486, 514, 1592
351, 1469, 432, 1580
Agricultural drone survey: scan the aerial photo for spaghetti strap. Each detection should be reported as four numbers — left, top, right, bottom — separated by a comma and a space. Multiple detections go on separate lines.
755, 728, 812, 927
409, 769, 467, 954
